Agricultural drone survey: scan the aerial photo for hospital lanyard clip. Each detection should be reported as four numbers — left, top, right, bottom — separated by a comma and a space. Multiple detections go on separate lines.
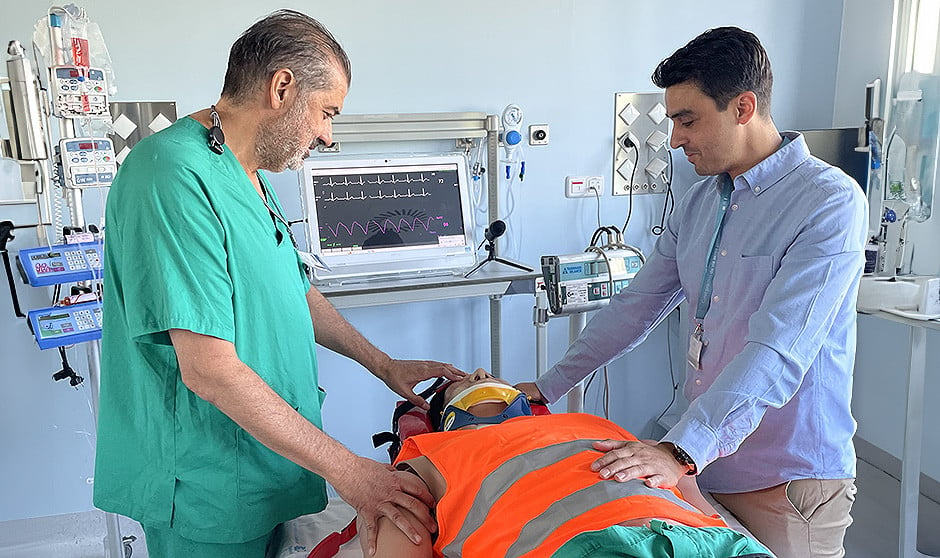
688, 174, 733, 371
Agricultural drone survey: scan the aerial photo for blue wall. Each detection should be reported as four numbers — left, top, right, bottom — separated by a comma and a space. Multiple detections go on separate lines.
0, 0, 849, 520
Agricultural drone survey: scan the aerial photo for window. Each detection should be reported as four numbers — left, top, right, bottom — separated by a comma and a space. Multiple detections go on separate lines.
908, 0, 940, 73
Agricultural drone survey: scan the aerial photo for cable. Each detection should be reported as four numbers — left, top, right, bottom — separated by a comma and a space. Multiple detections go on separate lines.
588, 225, 614, 247
584, 370, 599, 404
53, 346, 84, 387
471, 137, 488, 216
500, 149, 527, 259
297, 170, 312, 251
503, 174, 521, 258
590, 185, 602, 229
586, 245, 615, 300
621, 143, 639, 232
602, 366, 610, 419
651, 149, 675, 236
651, 188, 675, 236
499, 104, 527, 258
587, 225, 646, 263
654, 309, 680, 428
582, 367, 609, 419
502, 165, 517, 219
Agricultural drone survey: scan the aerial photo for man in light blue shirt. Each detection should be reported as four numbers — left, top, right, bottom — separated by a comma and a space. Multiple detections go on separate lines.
518, 27, 866, 558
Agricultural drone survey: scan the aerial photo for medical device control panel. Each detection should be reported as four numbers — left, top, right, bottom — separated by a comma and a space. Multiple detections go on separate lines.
27, 300, 102, 350
59, 138, 116, 188
17, 242, 104, 286
541, 249, 643, 315
52, 66, 109, 117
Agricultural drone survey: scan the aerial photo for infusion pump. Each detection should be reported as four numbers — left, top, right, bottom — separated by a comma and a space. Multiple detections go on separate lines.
541, 248, 643, 315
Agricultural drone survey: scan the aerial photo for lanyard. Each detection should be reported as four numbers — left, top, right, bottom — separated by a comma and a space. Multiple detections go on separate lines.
695, 174, 734, 322
257, 172, 297, 248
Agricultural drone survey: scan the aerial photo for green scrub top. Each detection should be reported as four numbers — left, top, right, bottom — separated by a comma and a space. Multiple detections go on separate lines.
94, 117, 327, 543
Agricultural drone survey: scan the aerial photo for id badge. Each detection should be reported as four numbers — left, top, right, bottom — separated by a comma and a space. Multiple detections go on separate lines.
687, 323, 705, 370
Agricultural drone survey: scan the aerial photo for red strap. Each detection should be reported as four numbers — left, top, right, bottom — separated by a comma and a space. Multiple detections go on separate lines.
306, 517, 358, 558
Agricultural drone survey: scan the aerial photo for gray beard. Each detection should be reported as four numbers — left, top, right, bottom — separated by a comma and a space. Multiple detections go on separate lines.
254, 101, 308, 172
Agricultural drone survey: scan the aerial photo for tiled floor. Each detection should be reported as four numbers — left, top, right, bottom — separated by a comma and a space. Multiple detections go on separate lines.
0, 511, 144, 558
844, 458, 940, 557
2, 457, 939, 557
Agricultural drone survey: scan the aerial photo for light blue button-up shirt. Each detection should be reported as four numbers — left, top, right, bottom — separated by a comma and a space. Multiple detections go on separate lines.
537, 132, 868, 492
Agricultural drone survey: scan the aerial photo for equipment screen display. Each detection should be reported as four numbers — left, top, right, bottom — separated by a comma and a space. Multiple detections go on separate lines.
311, 163, 467, 254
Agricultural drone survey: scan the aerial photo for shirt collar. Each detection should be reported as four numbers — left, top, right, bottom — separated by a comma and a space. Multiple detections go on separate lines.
734, 131, 811, 196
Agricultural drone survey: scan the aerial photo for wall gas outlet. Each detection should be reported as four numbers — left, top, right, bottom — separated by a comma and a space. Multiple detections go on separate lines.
529, 124, 549, 145
613, 92, 671, 195
566, 175, 604, 198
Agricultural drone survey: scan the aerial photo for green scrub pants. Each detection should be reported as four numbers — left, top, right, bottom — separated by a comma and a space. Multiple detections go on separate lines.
143, 524, 279, 558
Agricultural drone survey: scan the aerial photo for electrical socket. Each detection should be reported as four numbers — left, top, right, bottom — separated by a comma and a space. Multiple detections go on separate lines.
586, 176, 604, 196
566, 175, 604, 198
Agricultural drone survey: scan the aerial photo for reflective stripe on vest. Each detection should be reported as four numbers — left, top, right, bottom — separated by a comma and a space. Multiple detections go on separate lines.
440, 439, 701, 558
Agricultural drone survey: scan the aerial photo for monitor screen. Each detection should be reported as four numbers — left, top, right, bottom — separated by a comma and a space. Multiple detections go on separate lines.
301, 154, 477, 283
800, 128, 870, 193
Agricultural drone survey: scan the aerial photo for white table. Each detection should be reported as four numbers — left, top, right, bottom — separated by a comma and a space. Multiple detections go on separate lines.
317, 266, 539, 377
862, 310, 940, 558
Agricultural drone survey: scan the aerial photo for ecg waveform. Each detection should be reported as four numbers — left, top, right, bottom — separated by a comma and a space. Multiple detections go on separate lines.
316, 172, 436, 188
318, 188, 431, 203
312, 165, 464, 251
323, 216, 440, 238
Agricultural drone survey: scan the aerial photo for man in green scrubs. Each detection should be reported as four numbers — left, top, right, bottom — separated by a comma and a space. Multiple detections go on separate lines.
93, 10, 462, 557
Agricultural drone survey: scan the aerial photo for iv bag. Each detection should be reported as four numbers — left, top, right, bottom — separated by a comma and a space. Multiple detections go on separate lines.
31, 4, 118, 95
885, 72, 940, 223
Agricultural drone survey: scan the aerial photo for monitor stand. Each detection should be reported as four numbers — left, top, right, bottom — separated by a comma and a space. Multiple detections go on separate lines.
464, 239, 533, 278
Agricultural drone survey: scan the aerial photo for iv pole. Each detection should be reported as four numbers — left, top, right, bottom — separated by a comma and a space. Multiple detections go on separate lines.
1, 7, 126, 557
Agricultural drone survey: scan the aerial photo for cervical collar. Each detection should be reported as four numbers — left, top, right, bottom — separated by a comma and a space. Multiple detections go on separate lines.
442, 382, 532, 431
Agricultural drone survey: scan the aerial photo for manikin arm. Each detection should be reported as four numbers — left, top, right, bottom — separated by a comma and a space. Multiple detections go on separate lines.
372, 456, 442, 557
170, 329, 436, 555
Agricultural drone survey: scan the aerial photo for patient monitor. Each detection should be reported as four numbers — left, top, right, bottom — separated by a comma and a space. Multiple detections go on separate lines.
300, 154, 477, 284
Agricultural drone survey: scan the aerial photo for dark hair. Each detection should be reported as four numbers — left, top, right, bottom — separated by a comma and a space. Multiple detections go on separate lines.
651, 26, 773, 116
221, 10, 351, 104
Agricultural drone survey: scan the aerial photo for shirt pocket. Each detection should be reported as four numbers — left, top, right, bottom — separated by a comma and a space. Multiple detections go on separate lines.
729, 255, 774, 304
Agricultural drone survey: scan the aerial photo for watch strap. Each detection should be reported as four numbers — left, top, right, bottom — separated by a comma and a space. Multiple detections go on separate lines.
671, 443, 697, 475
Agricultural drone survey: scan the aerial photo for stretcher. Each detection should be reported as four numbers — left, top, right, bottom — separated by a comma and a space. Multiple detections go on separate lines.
274, 494, 758, 558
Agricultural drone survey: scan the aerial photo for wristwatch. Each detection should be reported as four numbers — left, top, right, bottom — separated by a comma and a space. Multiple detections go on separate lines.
670, 443, 697, 476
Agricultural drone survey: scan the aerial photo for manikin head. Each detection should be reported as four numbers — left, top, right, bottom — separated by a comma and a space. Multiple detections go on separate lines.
428, 369, 532, 432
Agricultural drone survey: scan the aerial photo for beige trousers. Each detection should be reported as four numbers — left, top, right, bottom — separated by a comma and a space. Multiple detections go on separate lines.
711, 478, 856, 558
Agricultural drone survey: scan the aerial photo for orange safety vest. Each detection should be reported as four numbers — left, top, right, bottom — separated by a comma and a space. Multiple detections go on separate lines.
396, 413, 727, 558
